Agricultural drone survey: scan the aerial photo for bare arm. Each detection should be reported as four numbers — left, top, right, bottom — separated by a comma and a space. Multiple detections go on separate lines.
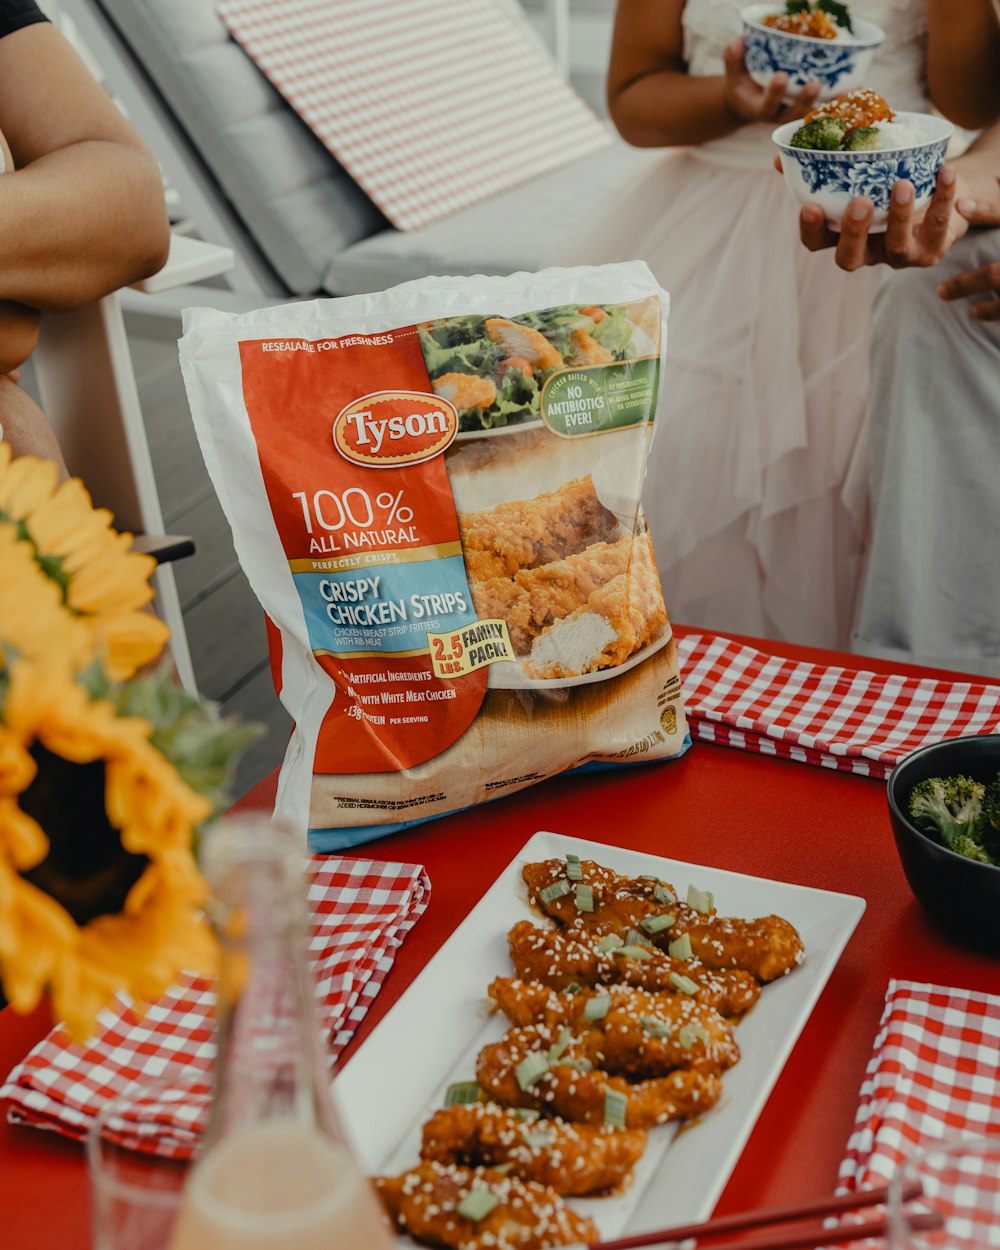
926, 0, 1000, 130
0, 23, 170, 311
606, 0, 817, 149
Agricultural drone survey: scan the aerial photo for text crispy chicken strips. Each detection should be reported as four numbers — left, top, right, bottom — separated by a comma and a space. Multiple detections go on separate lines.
375, 1161, 597, 1249
421, 1104, 647, 1196
523, 859, 804, 983
488, 978, 740, 1078
506, 920, 761, 1018
476, 1025, 722, 1129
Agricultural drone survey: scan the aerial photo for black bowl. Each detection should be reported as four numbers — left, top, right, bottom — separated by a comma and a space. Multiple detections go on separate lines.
887, 734, 1000, 955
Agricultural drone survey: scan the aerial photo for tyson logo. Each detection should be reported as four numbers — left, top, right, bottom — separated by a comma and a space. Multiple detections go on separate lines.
332, 391, 459, 467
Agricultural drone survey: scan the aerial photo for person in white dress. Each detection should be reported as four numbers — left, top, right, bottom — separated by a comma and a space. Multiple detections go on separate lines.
563, 1, 994, 650
791, 1, 1000, 675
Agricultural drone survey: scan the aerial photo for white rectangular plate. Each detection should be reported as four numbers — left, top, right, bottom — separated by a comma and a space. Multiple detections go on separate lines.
334, 831, 865, 1243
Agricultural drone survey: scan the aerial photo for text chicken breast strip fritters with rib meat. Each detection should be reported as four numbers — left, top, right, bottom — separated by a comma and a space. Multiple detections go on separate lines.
458, 476, 620, 583
471, 534, 641, 655
523, 859, 805, 983
476, 1024, 722, 1128
525, 535, 667, 679
375, 1161, 597, 1249
507, 920, 761, 1018
421, 1103, 647, 1196
488, 977, 740, 1077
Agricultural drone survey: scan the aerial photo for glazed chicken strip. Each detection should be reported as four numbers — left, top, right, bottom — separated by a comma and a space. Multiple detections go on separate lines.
525, 537, 667, 679
374, 1161, 597, 1249
476, 1024, 722, 1129
458, 476, 620, 582
471, 535, 638, 655
507, 920, 761, 1018
421, 1103, 647, 1196
669, 903, 806, 983
523, 859, 804, 983
488, 977, 740, 1077
485, 317, 563, 371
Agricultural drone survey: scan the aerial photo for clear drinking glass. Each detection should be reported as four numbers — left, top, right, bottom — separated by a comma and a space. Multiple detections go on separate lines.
888, 1133, 1000, 1249
87, 1085, 198, 1250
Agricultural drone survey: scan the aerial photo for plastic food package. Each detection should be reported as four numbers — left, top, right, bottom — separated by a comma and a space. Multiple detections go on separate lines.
179, 263, 689, 850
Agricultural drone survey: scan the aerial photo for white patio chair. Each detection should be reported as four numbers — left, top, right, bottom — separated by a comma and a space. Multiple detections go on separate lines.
57, 0, 658, 324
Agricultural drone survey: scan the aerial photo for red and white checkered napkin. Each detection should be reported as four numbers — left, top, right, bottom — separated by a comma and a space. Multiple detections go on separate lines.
0, 857, 429, 1158
216, 0, 610, 231
677, 633, 1000, 779
838, 981, 1000, 1234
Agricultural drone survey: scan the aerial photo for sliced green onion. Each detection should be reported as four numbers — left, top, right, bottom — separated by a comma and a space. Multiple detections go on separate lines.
641, 1015, 673, 1039
561, 981, 582, 996
596, 933, 624, 953
678, 1021, 710, 1050
457, 1188, 499, 1222
654, 885, 677, 906
640, 913, 676, 935
515, 1050, 550, 1091
686, 884, 715, 915
583, 994, 611, 1022
547, 1027, 572, 1063
575, 884, 595, 913
604, 1088, 628, 1128
444, 1080, 481, 1107
669, 971, 699, 996
625, 927, 656, 951
512, 1108, 541, 1122
525, 1128, 552, 1150
617, 944, 653, 961
561, 1056, 593, 1073
540, 879, 571, 904
565, 854, 583, 882
668, 933, 693, 962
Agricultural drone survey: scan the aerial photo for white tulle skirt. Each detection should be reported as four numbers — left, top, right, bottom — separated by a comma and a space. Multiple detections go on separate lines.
561, 148, 883, 650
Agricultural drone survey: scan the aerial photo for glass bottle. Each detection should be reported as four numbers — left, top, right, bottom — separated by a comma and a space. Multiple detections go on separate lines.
168, 816, 395, 1250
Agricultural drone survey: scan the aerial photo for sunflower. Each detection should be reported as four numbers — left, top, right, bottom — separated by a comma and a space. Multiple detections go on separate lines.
0, 445, 169, 679
0, 657, 217, 1040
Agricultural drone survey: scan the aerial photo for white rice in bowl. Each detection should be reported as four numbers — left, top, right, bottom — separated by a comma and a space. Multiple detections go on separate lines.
869, 118, 939, 150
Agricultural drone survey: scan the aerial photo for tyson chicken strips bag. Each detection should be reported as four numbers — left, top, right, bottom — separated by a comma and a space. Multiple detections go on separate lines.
179, 263, 688, 850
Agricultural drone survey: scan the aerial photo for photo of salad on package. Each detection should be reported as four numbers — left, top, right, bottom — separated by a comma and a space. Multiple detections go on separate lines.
179, 262, 687, 850
420, 301, 649, 433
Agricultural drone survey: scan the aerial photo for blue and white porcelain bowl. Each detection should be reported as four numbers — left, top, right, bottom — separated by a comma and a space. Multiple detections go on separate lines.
772, 112, 954, 232
741, 5, 885, 100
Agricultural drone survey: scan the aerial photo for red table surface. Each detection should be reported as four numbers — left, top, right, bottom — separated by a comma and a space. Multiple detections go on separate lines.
2, 632, 999, 1250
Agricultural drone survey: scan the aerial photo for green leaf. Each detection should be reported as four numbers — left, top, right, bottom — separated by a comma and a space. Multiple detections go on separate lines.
817, 0, 853, 30
98, 665, 265, 829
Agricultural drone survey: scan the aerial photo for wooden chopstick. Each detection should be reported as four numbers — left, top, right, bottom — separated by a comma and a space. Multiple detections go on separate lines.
589, 1180, 930, 1250
590, 1210, 942, 1250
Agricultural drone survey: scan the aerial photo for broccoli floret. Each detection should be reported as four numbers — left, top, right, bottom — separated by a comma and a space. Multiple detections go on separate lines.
817, 0, 854, 31
790, 117, 848, 150
842, 126, 880, 151
947, 834, 994, 866
786, 0, 811, 12
908, 775, 987, 860
977, 774, 1000, 864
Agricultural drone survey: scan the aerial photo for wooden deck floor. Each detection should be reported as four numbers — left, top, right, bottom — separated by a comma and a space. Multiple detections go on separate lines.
130, 331, 292, 803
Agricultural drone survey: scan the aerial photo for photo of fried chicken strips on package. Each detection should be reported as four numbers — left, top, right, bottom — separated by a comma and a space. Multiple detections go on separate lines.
458, 478, 667, 683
